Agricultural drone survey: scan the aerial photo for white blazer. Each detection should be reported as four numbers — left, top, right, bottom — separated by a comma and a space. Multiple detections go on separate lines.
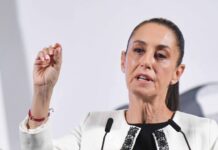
19, 110, 218, 150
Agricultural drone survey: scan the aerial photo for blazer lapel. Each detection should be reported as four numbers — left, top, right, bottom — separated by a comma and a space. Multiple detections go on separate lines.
120, 126, 141, 150
153, 129, 169, 150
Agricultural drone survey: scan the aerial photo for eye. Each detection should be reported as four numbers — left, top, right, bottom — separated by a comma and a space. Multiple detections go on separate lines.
155, 52, 167, 60
133, 48, 144, 55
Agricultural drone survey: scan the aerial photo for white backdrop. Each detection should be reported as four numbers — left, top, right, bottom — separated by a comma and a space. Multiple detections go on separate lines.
0, 75, 10, 150
0, 0, 218, 149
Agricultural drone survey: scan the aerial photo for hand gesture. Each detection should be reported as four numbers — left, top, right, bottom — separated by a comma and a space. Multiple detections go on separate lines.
33, 43, 62, 88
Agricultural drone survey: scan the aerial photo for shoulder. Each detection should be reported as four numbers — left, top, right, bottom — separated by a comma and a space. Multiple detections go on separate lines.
175, 111, 217, 126
174, 111, 218, 139
175, 111, 212, 124
86, 110, 125, 121
174, 111, 217, 129
89, 110, 125, 118
174, 111, 218, 148
82, 110, 128, 129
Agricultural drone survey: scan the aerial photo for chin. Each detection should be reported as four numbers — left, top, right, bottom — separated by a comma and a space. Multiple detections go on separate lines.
131, 88, 156, 100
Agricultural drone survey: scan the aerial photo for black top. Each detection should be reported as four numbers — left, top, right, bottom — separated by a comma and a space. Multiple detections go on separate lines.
131, 121, 170, 150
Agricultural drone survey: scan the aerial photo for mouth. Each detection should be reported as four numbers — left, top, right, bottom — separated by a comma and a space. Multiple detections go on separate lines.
136, 74, 154, 82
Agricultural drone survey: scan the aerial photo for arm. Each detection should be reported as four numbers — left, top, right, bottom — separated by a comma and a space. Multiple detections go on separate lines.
19, 112, 90, 150
19, 117, 81, 150
29, 43, 62, 129
19, 43, 64, 149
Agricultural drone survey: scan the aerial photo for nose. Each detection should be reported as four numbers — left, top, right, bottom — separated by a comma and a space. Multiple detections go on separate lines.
139, 52, 154, 69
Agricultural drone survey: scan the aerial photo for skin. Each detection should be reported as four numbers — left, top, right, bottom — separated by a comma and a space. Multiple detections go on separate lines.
121, 23, 185, 124
28, 43, 62, 128
28, 22, 185, 128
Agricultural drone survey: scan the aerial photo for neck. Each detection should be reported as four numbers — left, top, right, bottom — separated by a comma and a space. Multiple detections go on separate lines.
126, 93, 173, 124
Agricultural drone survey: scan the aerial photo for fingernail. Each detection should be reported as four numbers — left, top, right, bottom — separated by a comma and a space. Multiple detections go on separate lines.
53, 43, 58, 48
45, 55, 50, 60
49, 50, 53, 55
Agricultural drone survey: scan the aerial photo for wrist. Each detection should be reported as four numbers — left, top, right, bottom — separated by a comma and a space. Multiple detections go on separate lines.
26, 108, 53, 129
33, 85, 53, 102
34, 84, 54, 93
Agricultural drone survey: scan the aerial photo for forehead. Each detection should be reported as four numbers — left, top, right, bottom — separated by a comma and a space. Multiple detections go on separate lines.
130, 23, 177, 48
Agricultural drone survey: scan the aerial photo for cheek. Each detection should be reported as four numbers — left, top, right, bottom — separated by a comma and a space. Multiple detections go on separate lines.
155, 62, 175, 84
124, 55, 139, 86
126, 55, 138, 73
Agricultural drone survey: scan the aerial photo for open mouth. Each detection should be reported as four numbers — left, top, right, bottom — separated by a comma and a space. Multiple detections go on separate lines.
136, 74, 153, 82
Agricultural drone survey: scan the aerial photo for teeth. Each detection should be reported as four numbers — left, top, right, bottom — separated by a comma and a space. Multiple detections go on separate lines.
138, 75, 147, 80
137, 75, 152, 81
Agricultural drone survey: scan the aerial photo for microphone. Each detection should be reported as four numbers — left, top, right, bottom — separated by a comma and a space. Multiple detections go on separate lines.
105, 118, 113, 132
168, 119, 191, 150
101, 118, 113, 150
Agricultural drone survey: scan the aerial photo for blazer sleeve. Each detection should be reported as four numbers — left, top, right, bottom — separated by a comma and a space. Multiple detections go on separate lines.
210, 120, 218, 150
19, 113, 90, 150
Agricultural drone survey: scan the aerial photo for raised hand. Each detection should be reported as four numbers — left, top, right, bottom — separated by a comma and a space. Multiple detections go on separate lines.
33, 43, 62, 87
28, 43, 62, 129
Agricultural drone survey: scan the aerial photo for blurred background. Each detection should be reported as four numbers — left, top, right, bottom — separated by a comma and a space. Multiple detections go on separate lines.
0, 0, 218, 149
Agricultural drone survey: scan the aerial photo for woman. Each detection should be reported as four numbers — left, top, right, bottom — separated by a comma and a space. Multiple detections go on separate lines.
20, 18, 218, 150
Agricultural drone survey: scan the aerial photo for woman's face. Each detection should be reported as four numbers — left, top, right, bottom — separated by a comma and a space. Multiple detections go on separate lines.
121, 23, 185, 100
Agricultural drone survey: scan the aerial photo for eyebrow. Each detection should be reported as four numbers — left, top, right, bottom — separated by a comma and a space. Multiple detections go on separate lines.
133, 40, 171, 50
133, 40, 147, 45
156, 44, 171, 51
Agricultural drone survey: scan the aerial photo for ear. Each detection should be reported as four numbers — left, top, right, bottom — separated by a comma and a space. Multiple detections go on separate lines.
121, 51, 127, 73
171, 64, 185, 85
